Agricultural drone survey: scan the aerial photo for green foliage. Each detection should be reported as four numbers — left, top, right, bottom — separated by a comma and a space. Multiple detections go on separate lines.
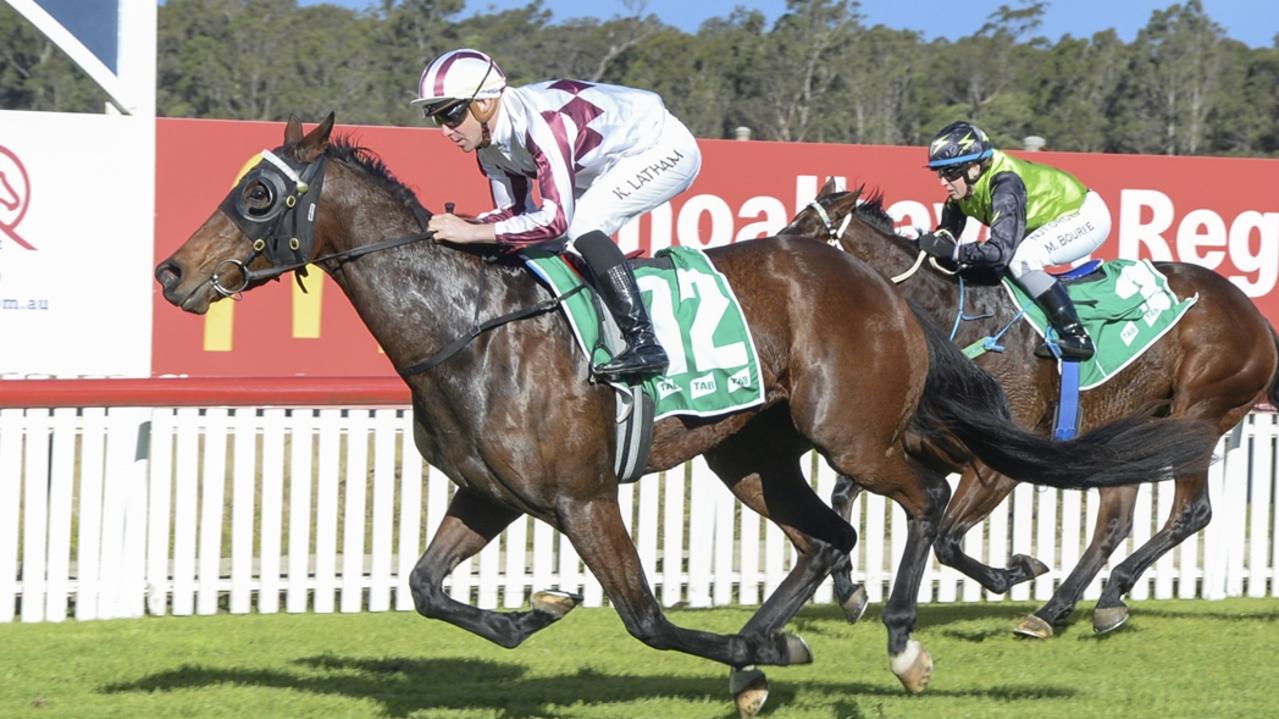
1, 0, 1276, 156
1, 599, 1277, 717
0, 4, 107, 113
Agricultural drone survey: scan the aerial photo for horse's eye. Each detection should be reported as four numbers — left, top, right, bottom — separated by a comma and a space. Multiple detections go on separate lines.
244, 181, 274, 215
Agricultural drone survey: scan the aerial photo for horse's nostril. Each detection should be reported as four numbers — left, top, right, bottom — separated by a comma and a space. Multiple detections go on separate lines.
155, 261, 181, 289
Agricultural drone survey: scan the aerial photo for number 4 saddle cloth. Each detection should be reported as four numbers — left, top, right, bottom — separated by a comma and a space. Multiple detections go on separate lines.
522, 246, 766, 421
1002, 258, 1199, 390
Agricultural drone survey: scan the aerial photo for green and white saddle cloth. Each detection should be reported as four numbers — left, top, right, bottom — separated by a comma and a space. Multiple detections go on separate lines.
523, 246, 766, 420
1002, 258, 1198, 390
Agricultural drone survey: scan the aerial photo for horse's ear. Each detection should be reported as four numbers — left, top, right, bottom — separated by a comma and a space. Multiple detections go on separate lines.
819, 176, 839, 197
296, 112, 336, 162
284, 114, 304, 144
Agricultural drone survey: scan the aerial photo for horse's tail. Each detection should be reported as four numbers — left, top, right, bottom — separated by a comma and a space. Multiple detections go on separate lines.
1267, 323, 1279, 408
908, 303, 1217, 489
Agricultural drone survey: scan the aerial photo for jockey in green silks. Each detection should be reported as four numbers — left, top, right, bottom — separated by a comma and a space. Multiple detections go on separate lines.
917, 121, 1111, 361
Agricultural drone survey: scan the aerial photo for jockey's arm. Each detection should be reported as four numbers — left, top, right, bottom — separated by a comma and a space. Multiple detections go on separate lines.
955, 171, 1027, 270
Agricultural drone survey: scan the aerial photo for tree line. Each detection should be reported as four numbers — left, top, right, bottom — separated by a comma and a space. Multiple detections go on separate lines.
3, 0, 1277, 156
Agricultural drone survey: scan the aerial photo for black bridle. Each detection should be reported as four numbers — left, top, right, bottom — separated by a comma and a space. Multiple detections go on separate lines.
213, 146, 583, 377
213, 148, 438, 297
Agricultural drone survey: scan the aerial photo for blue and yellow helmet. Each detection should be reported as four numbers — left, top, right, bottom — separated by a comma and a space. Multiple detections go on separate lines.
926, 121, 994, 168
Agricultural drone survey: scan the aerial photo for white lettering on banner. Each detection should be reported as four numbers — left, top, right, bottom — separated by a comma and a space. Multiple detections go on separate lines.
795, 175, 820, 216
735, 195, 788, 241
1228, 212, 1279, 296
1118, 189, 1177, 262
1119, 189, 1279, 297
677, 194, 734, 248
617, 180, 1277, 300
1177, 208, 1227, 268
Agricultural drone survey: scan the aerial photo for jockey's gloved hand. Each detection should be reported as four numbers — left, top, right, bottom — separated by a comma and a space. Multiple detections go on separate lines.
917, 229, 958, 261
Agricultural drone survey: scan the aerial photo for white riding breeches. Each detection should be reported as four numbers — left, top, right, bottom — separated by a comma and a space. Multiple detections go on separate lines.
1009, 191, 1111, 279
566, 113, 702, 240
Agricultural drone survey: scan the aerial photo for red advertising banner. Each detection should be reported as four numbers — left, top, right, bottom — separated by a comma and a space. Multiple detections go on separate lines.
153, 118, 1279, 378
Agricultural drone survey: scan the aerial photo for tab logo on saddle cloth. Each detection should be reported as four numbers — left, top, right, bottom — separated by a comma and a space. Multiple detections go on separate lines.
523, 246, 766, 420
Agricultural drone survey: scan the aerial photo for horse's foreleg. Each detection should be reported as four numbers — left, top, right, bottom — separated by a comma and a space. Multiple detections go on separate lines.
933, 468, 1047, 593
558, 495, 811, 669
1016, 485, 1138, 638
829, 474, 870, 623
409, 488, 575, 648
1091, 476, 1211, 634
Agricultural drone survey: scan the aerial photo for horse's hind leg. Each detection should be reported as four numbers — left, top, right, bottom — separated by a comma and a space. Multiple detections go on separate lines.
934, 467, 1048, 595
409, 488, 578, 648
1015, 485, 1138, 638
828, 475, 870, 623
703, 423, 856, 639
832, 453, 950, 694
1091, 476, 1212, 634
702, 417, 851, 717
556, 493, 811, 669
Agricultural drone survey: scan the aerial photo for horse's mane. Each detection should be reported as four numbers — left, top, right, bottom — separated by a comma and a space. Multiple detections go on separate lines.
848, 187, 896, 236
322, 134, 432, 220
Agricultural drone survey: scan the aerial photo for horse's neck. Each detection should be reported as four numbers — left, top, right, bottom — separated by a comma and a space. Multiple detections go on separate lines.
854, 226, 1008, 332
316, 167, 525, 375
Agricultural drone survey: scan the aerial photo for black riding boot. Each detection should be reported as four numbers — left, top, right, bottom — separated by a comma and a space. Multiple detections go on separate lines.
1033, 281, 1095, 361
593, 263, 670, 380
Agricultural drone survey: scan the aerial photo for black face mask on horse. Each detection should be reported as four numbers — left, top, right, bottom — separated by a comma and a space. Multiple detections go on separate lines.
155, 114, 1220, 716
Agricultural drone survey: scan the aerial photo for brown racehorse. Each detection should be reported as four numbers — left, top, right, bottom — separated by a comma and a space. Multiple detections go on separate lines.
154, 116, 1218, 714
784, 180, 1279, 638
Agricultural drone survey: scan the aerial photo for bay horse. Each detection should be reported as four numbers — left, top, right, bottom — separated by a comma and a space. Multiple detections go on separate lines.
784, 180, 1279, 638
154, 115, 1217, 714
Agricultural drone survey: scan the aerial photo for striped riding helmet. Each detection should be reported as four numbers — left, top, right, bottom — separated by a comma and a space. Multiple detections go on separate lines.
411, 49, 507, 114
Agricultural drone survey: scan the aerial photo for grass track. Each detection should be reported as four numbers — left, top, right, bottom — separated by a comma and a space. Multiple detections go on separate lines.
2, 598, 1277, 718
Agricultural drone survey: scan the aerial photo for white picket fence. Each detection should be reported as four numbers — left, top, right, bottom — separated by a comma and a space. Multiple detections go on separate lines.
1, 405, 1276, 623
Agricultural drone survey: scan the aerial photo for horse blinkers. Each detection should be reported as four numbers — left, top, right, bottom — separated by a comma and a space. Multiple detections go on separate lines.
213, 149, 327, 296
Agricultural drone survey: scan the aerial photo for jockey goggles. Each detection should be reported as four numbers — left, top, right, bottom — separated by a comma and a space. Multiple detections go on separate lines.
423, 99, 472, 128
936, 164, 969, 182
421, 59, 497, 129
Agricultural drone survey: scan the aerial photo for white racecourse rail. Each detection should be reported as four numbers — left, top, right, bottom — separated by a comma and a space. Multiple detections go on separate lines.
1, 404, 1276, 623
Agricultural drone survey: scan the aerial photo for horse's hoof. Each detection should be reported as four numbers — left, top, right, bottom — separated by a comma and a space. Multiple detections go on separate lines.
1012, 553, 1050, 579
840, 585, 870, 624
1093, 605, 1130, 634
889, 639, 933, 694
531, 589, 582, 620
730, 666, 768, 719
784, 633, 813, 665
1012, 614, 1054, 639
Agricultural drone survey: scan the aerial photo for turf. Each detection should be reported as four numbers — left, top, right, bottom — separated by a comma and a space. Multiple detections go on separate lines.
2, 598, 1277, 718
